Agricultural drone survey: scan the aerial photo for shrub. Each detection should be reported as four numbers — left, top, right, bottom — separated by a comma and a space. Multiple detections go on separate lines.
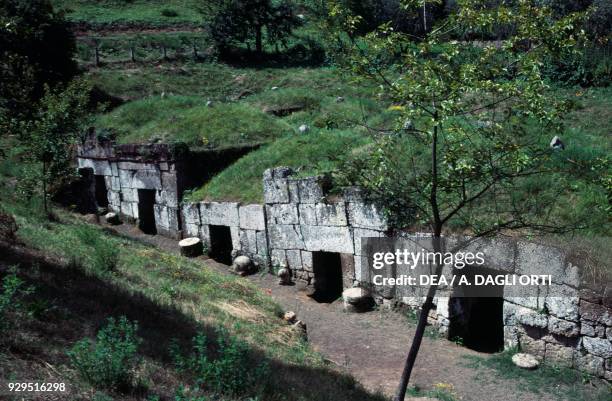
75, 225, 119, 272
68, 316, 142, 391
0, 268, 33, 336
161, 8, 179, 18
170, 329, 269, 397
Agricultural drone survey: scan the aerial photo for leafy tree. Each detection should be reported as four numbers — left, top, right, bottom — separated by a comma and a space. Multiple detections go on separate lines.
207, 0, 302, 54
0, 0, 77, 133
19, 80, 90, 217
327, 0, 448, 36
329, 1, 605, 399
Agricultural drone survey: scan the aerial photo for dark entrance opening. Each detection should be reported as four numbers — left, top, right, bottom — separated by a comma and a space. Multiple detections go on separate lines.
94, 175, 109, 208
448, 266, 504, 353
312, 251, 343, 303
209, 225, 233, 264
137, 189, 157, 235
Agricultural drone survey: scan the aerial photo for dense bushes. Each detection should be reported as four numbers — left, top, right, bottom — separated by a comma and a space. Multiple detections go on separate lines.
209, 0, 302, 54
0, 0, 77, 128
68, 316, 142, 391
543, 43, 612, 87
170, 329, 269, 397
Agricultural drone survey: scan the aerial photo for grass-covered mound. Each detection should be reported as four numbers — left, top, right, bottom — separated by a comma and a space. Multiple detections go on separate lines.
188, 130, 372, 203
97, 95, 293, 148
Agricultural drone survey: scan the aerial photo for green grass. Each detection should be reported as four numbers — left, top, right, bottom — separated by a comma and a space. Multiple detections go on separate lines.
187, 130, 373, 203
463, 349, 611, 401
96, 95, 293, 148
88, 63, 372, 101
0, 191, 388, 400
53, 0, 204, 26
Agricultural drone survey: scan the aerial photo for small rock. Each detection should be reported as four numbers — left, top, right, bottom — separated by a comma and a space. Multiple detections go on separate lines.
343, 287, 368, 304
512, 353, 539, 369
271, 86, 279, 91
298, 124, 309, 134
206, 100, 213, 107
232, 255, 253, 275
104, 212, 120, 225
283, 311, 297, 323
277, 268, 291, 285
550, 135, 565, 150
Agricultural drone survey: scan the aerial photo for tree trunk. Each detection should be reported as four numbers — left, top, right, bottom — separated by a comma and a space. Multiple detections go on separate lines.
393, 240, 443, 401
42, 161, 48, 215
255, 26, 263, 54
394, 122, 442, 400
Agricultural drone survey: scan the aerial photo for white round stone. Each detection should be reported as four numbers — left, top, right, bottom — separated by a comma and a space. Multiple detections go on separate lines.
342, 287, 368, 304
179, 237, 201, 247
512, 353, 539, 369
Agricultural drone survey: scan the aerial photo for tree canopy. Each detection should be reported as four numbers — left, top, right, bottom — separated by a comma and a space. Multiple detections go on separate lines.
0, 0, 77, 131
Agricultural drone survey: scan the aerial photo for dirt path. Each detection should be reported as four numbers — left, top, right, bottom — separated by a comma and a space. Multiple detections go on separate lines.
107, 223, 564, 401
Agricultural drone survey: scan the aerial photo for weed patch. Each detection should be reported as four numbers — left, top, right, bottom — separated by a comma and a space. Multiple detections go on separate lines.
68, 316, 142, 392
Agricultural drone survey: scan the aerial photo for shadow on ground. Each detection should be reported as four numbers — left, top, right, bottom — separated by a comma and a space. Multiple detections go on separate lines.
0, 241, 387, 401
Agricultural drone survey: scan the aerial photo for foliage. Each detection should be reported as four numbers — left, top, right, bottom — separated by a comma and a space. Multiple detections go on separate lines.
327, 0, 447, 36
330, 1, 609, 398
68, 316, 142, 391
332, 0, 604, 235
543, 42, 612, 87
208, 0, 302, 54
0, 0, 77, 131
170, 329, 269, 397
0, 268, 34, 338
17, 79, 91, 214
74, 225, 120, 273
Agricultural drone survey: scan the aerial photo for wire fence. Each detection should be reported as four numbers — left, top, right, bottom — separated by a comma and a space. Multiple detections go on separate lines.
76, 33, 214, 65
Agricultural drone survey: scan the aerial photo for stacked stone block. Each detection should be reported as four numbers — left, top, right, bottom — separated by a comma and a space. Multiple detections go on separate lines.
181, 202, 269, 267
76, 139, 183, 238
263, 167, 388, 287
76, 142, 612, 380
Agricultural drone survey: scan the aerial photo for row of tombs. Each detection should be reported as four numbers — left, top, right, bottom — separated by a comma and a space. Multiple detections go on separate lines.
76, 138, 612, 380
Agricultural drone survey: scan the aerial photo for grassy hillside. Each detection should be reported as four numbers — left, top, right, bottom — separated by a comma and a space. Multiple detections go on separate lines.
0, 191, 386, 401
97, 95, 293, 148
187, 130, 373, 203
56, 1, 610, 236
53, 0, 204, 27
